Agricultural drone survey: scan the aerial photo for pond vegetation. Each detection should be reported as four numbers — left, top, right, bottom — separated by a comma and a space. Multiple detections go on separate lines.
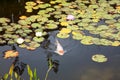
0, 0, 120, 80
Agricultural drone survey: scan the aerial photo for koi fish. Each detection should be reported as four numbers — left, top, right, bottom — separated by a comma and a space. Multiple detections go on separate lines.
54, 39, 66, 56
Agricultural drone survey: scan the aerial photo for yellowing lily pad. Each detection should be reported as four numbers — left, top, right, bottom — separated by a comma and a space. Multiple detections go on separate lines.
26, 1, 36, 6
19, 15, 27, 20
111, 41, 120, 46
4, 50, 19, 59
60, 22, 69, 26
92, 54, 108, 63
60, 28, 71, 34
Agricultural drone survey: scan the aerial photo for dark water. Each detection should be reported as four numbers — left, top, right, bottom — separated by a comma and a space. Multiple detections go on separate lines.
0, 0, 120, 80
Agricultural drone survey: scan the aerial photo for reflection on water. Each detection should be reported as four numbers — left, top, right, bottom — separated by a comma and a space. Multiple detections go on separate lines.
80, 67, 120, 80
47, 52, 59, 73
13, 57, 26, 76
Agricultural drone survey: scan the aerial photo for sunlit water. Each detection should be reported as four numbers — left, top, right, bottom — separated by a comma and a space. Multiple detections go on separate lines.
0, 0, 120, 80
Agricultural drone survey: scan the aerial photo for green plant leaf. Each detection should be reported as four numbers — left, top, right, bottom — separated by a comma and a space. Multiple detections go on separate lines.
3, 73, 9, 80
27, 65, 33, 78
92, 54, 108, 63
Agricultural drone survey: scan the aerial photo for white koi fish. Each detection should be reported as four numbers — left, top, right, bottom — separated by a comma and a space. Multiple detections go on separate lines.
54, 39, 66, 55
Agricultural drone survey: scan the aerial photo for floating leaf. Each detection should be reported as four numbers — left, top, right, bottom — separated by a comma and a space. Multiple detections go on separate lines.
19, 15, 27, 20
26, 41, 40, 50
72, 30, 84, 40
46, 24, 58, 29
26, 1, 36, 6
57, 33, 69, 38
60, 22, 69, 26
59, 28, 71, 34
92, 54, 108, 63
31, 23, 41, 28
26, 9, 33, 12
81, 36, 93, 45
4, 50, 19, 59
18, 20, 29, 26
33, 37, 44, 42
111, 41, 120, 46
67, 25, 79, 30
19, 44, 27, 48
96, 25, 108, 31
0, 18, 10, 23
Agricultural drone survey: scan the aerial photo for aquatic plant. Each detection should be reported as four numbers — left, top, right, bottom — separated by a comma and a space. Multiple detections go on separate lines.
27, 65, 40, 80
92, 54, 108, 63
0, 0, 120, 51
4, 50, 19, 59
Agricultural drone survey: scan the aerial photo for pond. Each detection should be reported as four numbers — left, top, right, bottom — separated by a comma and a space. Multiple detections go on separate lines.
0, 0, 120, 80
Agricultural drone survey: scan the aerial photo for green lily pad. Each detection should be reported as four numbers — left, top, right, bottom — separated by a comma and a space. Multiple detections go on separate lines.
46, 24, 58, 29
33, 37, 44, 42
29, 41, 40, 48
80, 36, 93, 45
67, 25, 79, 30
8, 40, 15, 44
23, 29, 32, 34
26, 1, 36, 6
92, 54, 108, 63
99, 39, 112, 46
96, 25, 109, 31
0, 27, 3, 31
38, 3, 50, 9
16, 29, 24, 34
89, 4, 99, 9
105, 19, 116, 24
31, 23, 41, 28
84, 25, 96, 31
18, 20, 30, 26
19, 44, 27, 48
0, 18, 10, 23
57, 33, 70, 38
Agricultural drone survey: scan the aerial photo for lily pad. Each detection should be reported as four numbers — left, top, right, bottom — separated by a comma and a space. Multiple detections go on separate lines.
57, 33, 70, 38
80, 36, 93, 45
4, 50, 19, 59
46, 24, 58, 29
18, 20, 30, 26
92, 54, 108, 63
60, 22, 69, 26
111, 41, 120, 46
26, 1, 36, 6
26, 41, 40, 50
31, 23, 41, 28
33, 37, 44, 42
0, 18, 10, 23
59, 28, 71, 34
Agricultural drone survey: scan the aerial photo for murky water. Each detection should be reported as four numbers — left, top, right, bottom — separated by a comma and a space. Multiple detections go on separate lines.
0, 0, 120, 80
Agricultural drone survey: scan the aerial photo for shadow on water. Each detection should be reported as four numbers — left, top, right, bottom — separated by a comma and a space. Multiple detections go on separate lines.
0, 0, 120, 80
